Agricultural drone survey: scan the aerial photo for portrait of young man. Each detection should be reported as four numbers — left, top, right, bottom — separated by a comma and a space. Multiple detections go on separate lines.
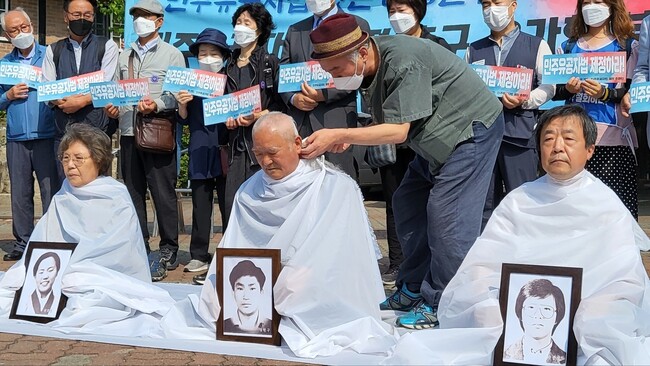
504, 278, 568, 365
223, 259, 272, 337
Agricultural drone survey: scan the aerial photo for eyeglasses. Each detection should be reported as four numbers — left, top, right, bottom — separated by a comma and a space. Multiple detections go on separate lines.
5, 24, 31, 37
67, 11, 95, 21
523, 304, 556, 319
59, 155, 90, 167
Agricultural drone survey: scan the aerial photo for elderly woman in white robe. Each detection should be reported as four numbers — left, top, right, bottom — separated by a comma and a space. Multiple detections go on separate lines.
0, 123, 174, 336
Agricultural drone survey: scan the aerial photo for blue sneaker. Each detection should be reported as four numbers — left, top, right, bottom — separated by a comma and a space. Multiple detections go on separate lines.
379, 284, 422, 311
396, 302, 438, 329
149, 251, 167, 282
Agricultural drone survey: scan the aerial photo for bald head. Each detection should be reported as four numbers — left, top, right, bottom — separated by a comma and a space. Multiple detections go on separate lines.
252, 112, 300, 144
252, 112, 302, 180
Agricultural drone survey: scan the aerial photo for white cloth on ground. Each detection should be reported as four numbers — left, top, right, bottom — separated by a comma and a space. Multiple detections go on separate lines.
161, 158, 398, 358
384, 170, 650, 365
0, 177, 175, 336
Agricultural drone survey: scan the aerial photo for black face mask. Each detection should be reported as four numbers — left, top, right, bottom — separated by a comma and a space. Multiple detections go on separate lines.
68, 19, 94, 37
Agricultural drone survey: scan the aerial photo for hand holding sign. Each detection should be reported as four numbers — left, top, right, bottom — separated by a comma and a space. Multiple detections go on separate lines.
226, 117, 237, 130
501, 93, 525, 109
581, 79, 605, 99
59, 94, 90, 114
104, 103, 120, 119
138, 97, 157, 114
6, 83, 29, 101
292, 93, 318, 111
237, 113, 256, 127
566, 77, 582, 94
301, 82, 325, 102
176, 90, 194, 106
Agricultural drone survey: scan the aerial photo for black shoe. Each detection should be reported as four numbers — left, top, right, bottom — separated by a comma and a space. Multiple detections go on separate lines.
381, 266, 400, 285
160, 247, 179, 270
192, 273, 206, 285
3, 250, 23, 261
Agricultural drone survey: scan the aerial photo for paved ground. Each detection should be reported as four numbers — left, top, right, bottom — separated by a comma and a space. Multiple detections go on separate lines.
0, 185, 648, 365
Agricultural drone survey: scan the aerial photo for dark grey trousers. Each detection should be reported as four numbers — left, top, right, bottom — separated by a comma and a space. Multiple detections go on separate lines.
394, 115, 505, 307
482, 141, 539, 228
7, 139, 59, 251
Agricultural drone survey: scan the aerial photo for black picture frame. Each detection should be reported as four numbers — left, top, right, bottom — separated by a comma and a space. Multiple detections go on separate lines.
494, 263, 583, 366
9, 242, 78, 324
216, 248, 281, 346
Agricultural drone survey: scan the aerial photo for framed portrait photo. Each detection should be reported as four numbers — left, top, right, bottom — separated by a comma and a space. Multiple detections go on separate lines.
494, 263, 583, 366
9, 242, 78, 324
216, 248, 281, 346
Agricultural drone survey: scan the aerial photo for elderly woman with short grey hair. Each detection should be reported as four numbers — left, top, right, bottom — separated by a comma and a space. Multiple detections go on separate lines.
58, 123, 113, 186
0, 123, 176, 333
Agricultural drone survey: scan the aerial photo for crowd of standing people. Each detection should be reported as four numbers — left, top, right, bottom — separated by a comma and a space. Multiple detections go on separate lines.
0, 0, 649, 332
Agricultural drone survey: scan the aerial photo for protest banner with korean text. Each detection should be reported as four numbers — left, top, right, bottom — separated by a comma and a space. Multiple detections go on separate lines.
542, 52, 626, 85
630, 82, 650, 114
470, 65, 534, 99
0, 61, 42, 89
278, 61, 334, 93
123, 1, 649, 63
162, 66, 227, 98
90, 79, 150, 108
202, 85, 262, 126
37, 71, 104, 102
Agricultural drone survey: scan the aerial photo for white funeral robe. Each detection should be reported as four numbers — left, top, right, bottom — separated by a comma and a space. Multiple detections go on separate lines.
385, 170, 650, 365
162, 159, 397, 357
0, 177, 175, 336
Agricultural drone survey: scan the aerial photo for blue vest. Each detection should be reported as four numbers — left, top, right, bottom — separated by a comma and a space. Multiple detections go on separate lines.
468, 32, 542, 148
53, 34, 110, 136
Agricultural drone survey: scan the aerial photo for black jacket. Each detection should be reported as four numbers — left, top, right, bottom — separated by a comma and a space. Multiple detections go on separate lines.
225, 44, 285, 165
420, 26, 452, 51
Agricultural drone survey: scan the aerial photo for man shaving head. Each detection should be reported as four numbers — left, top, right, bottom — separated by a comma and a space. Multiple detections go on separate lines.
252, 112, 303, 180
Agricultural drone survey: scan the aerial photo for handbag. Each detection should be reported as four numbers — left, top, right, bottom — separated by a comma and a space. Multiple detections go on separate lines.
134, 111, 176, 154
365, 143, 397, 168
129, 50, 176, 154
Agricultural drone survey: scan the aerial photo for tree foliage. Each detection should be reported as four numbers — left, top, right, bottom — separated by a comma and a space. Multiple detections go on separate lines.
97, 0, 125, 36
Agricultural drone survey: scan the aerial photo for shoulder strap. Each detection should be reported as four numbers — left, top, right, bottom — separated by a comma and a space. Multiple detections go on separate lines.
128, 49, 134, 80
622, 37, 633, 60
563, 38, 577, 55
262, 53, 273, 88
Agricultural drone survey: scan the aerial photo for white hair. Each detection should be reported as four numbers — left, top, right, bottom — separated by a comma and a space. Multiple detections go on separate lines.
0, 7, 31, 31
346, 40, 369, 61
252, 112, 300, 143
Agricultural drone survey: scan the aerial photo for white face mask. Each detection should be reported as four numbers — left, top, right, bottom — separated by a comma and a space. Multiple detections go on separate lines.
483, 4, 513, 32
306, 0, 332, 15
582, 3, 610, 27
198, 56, 223, 73
233, 25, 258, 47
10, 31, 34, 50
389, 12, 417, 34
333, 52, 365, 91
133, 17, 158, 38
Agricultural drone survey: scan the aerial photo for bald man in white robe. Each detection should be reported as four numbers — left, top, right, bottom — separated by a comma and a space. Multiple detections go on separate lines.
162, 112, 398, 358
